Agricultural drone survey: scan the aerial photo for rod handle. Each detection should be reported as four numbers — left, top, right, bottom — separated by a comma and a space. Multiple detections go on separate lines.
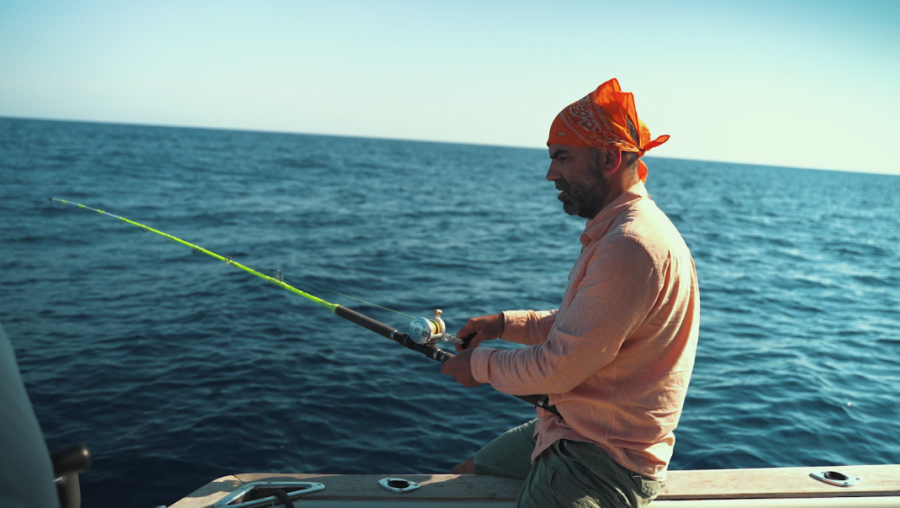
516, 394, 561, 418
334, 305, 397, 339
440, 348, 562, 419
333, 305, 563, 419
460, 333, 476, 349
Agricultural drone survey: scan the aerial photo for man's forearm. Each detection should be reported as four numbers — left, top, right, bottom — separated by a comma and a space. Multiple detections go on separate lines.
500, 310, 558, 345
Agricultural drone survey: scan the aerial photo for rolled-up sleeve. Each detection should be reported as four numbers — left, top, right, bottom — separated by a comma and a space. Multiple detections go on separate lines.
471, 235, 662, 395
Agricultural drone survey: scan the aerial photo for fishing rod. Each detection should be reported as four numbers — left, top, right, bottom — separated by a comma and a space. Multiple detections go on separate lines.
48, 198, 561, 418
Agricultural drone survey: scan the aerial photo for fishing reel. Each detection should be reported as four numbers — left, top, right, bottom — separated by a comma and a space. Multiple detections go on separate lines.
407, 309, 463, 345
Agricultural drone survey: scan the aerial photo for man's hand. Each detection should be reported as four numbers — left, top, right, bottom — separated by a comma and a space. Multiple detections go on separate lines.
455, 313, 504, 352
441, 348, 482, 387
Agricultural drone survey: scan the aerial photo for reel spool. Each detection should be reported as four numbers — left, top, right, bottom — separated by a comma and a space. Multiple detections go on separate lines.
408, 309, 461, 345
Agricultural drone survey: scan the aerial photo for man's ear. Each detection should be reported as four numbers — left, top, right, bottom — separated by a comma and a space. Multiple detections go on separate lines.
602, 150, 623, 175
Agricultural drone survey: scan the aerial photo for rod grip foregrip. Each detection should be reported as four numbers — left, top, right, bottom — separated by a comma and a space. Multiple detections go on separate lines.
334, 305, 397, 339
334, 305, 563, 420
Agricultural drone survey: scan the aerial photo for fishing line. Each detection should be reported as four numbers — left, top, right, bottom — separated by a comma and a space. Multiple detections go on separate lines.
46, 198, 413, 318
48, 197, 561, 418
50, 198, 338, 311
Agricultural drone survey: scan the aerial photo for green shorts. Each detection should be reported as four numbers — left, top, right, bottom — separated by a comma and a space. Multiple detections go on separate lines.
473, 420, 663, 508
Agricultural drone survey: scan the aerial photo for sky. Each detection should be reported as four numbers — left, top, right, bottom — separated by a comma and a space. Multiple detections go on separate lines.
1, 0, 898, 175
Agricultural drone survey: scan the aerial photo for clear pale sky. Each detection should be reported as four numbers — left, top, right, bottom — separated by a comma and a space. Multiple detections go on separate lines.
1, 0, 898, 174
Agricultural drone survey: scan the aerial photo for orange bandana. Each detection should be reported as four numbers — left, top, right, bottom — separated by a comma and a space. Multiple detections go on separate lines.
547, 78, 669, 183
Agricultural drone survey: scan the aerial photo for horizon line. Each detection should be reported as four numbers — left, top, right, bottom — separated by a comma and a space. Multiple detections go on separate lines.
1, 114, 895, 178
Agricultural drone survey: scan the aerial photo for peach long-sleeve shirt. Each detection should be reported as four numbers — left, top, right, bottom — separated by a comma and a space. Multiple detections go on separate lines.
470, 182, 699, 481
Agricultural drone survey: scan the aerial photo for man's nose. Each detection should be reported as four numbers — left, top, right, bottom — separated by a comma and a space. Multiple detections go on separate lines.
546, 164, 560, 181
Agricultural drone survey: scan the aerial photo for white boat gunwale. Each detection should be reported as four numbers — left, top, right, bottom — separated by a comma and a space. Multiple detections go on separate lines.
168, 465, 900, 507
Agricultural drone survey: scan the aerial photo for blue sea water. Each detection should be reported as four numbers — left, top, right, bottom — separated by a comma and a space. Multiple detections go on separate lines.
0, 117, 898, 507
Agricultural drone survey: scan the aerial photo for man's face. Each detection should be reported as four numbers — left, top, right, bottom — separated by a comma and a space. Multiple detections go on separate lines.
546, 144, 608, 219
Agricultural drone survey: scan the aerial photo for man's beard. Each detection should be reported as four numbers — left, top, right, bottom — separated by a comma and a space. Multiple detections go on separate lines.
556, 163, 609, 219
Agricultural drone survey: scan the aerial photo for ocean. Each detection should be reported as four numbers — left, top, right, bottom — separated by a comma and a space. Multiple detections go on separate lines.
1, 117, 898, 507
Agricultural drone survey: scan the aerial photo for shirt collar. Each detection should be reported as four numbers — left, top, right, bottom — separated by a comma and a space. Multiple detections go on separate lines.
580, 181, 648, 248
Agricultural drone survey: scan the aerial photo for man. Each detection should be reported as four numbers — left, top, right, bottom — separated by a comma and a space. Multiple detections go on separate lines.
441, 78, 699, 508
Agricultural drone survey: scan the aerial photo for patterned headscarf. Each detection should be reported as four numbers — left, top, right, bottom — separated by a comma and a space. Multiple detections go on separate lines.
547, 78, 669, 183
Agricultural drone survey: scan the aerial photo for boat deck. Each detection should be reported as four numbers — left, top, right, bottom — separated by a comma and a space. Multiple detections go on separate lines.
170, 465, 900, 507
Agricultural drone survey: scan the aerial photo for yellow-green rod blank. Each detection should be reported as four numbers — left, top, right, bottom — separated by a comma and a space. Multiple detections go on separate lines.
48, 199, 562, 416
49, 198, 339, 313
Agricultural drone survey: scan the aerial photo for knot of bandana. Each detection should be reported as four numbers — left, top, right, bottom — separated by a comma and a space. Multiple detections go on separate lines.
547, 78, 669, 183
